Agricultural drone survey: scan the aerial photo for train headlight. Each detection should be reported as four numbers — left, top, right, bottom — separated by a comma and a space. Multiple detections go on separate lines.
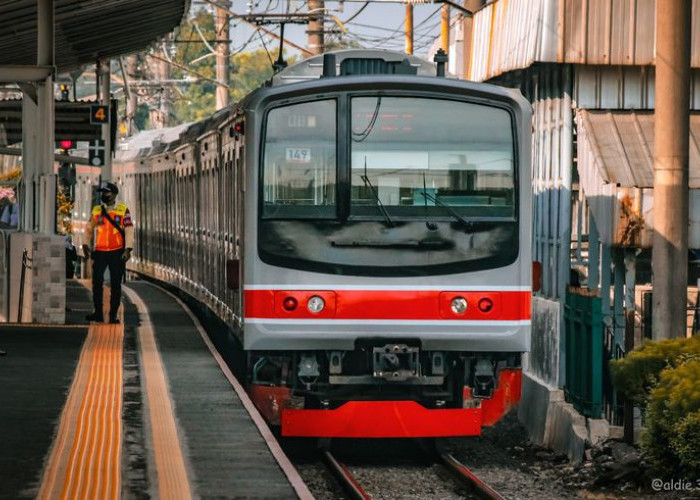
450, 297, 468, 315
307, 295, 325, 313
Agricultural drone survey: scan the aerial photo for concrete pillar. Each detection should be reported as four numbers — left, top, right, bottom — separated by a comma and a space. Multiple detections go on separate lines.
652, 0, 691, 339
461, 0, 484, 80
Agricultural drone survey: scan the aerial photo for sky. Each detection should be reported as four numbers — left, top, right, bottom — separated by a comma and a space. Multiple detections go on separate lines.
191, 0, 446, 59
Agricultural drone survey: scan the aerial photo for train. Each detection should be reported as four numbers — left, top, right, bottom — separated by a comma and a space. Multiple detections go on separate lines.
110, 49, 533, 438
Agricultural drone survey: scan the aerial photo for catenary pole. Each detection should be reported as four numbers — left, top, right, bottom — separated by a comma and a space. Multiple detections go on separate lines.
441, 4, 450, 54
652, 0, 691, 340
307, 0, 325, 55
405, 4, 413, 55
215, 0, 230, 110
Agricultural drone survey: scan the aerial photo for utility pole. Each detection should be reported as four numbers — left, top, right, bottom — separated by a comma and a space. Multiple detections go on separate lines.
215, 0, 231, 109
150, 55, 170, 129
652, 0, 691, 340
441, 4, 450, 54
405, 5, 413, 55
461, 0, 483, 80
124, 55, 139, 135
307, 0, 324, 56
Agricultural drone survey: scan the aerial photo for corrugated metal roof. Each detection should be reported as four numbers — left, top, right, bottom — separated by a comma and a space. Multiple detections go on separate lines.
578, 110, 700, 188
576, 109, 700, 248
469, 0, 700, 81
0, 0, 190, 71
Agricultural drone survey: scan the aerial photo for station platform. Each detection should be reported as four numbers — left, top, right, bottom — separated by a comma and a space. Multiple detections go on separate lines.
0, 278, 312, 499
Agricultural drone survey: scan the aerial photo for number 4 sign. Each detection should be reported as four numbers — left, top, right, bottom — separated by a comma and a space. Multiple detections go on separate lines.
90, 104, 109, 125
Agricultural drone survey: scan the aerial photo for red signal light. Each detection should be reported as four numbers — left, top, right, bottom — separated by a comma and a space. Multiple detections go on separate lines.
58, 140, 74, 150
234, 122, 244, 134
282, 297, 298, 311
478, 298, 494, 313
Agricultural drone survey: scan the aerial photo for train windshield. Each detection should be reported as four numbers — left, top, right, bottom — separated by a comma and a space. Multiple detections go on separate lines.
350, 97, 514, 220
260, 95, 519, 277
262, 100, 337, 218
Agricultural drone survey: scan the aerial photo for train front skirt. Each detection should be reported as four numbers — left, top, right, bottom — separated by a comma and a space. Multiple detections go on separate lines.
250, 369, 523, 438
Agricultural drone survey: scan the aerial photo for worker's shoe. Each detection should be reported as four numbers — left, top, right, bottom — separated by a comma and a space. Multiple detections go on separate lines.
86, 312, 104, 322
108, 315, 120, 324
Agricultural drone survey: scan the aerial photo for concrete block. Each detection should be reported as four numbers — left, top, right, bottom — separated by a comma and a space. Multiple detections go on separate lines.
609, 425, 624, 440
530, 297, 562, 386
587, 418, 610, 446
518, 371, 563, 445
545, 401, 587, 463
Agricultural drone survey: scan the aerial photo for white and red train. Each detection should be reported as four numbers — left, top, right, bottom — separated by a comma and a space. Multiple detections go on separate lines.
113, 49, 533, 438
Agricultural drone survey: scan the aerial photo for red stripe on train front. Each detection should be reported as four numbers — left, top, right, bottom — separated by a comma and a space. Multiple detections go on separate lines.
244, 289, 531, 320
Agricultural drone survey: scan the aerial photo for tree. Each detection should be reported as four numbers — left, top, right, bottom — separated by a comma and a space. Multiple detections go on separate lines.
169, 8, 290, 124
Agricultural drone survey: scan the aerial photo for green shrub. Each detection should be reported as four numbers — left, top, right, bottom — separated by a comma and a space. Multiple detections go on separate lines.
610, 336, 700, 476
671, 410, 700, 472
609, 336, 700, 405
644, 359, 700, 476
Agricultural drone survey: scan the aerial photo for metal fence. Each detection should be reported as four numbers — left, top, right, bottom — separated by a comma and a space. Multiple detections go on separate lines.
564, 289, 603, 418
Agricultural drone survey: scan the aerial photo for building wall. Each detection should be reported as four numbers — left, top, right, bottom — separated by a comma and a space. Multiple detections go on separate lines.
574, 66, 700, 110
469, 0, 700, 82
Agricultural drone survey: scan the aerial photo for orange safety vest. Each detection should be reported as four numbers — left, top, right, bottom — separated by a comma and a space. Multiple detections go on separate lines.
92, 203, 132, 251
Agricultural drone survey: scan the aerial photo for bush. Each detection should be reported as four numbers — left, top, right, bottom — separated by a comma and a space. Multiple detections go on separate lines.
610, 336, 700, 405
645, 359, 700, 476
610, 336, 700, 476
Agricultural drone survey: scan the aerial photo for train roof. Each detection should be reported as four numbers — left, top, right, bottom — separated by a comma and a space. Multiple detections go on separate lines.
116, 123, 191, 162
271, 49, 444, 86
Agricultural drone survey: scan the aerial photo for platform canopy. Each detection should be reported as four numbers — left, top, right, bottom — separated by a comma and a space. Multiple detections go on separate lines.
576, 110, 700, 248
0, 0, 190, 71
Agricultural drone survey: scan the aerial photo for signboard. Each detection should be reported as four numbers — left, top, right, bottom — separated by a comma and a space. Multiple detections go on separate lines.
90, 104, 109, 125
89, 139, 105, 166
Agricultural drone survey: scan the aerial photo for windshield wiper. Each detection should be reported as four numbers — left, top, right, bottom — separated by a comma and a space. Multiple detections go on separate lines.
361, 157, 394, 227
419, 190, 476, 233
331, 238, 452, 249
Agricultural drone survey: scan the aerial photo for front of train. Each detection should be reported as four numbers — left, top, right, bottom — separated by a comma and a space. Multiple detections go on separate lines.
240, 51, 532, 438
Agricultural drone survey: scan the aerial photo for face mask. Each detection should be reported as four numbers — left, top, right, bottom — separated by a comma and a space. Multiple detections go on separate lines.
101, 193, 112, 203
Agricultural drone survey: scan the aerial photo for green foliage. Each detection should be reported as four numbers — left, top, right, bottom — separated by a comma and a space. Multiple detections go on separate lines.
610, 335, 700, 405
171, 8, 217, 123
170, 8, 289, 124
644, 359, 700, 476
610, 336, 700, 476
230, 50, 275, 101
670, 410, 700, 471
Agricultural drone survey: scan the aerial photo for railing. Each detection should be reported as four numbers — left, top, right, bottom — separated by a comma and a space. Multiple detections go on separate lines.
18, 248, 32, 323
564, 289, 603, 418
603, 322, 625, 426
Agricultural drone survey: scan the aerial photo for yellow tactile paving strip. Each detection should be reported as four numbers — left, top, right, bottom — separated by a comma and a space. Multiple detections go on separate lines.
38, 293, 123, 500
123, 286, 192, 500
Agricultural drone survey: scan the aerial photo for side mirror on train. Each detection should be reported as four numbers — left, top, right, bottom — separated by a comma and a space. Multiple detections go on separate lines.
532, 261, 542, 293
226, 259, 240, 290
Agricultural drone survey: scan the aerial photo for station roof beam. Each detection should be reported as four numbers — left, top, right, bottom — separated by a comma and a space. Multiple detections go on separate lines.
0, 0, 191, 71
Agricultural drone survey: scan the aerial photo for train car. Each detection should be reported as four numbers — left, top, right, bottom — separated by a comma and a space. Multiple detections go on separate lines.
115, 49, 533, 438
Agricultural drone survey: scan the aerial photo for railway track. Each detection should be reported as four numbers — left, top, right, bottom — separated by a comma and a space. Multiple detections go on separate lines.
321, 447, 505, 500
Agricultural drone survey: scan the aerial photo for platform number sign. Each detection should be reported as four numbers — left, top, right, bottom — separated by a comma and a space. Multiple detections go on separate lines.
89, 139, 105, 167
90, 104, 109, 125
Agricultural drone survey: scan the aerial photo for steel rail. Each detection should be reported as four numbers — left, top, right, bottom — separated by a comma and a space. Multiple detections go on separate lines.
322, 450, 371, 500
439, 452, 505, 500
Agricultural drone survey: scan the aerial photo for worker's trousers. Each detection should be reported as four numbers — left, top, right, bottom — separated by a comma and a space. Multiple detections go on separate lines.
92, 249, 124, 317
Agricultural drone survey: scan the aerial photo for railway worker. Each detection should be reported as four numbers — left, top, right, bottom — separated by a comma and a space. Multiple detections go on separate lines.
83, 182, 133, 324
